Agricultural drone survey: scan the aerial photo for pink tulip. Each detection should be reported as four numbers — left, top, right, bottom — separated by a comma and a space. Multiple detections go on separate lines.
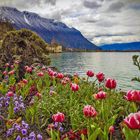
57, 73, 64, 79
3, 71, 7, 75
7, 91, 14, 97
86, 70, 94, 77
25, 66, 32, 73
8, 70, 15, 75
70, 83, 79, 92
124, 90, 140, 102
109, 126, 115, 133
124, 112, 140, 129
48, 69, 57, 77
5, 63, 10, 67
52, 112, 65, 122
83, 105, 97, 118
105, 78, 117, 89
94, 91, 106, 100
22, 79, 28, 84
10, 65, 14, 69
96, 72, 105, 82
37, 72, 44, 77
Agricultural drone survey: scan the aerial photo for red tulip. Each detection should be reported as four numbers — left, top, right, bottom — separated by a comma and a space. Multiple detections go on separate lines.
57, 73, 64, 79
48, 69, 57, 77
7, 91, 14, 97
124, 90, 140, 102
86, 70, 94, 77
22, 79, 28, 84
109, 126, 115, 133
94, 91, 106, 100
52, 112, 65, 122
70, 83, 79, 92
25, 66, 32, 73
37, 72, 44, 77
105, 78, 117, 89
124, 112, 140, 129
3, 71, 7, 75
83, 105, 97, 118
8, 70, 15, 75
96, 72, 105, 82
36, 92, 42, 99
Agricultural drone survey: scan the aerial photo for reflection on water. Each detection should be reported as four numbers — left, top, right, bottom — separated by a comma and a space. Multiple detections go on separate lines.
50, 52, 140, 91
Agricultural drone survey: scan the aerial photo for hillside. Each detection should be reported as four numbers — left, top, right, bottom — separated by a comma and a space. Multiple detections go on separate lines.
0, 6, 99, 51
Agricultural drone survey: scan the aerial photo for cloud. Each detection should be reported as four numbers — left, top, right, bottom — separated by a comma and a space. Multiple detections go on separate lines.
106, 1, 125, 12
93, 35, 140, 46
83, 0, 103, 9
0, 0, 140, 46
0, 0, 57, 9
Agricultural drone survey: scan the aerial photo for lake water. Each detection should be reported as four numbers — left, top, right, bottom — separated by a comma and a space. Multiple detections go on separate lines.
50, 52, 140, 91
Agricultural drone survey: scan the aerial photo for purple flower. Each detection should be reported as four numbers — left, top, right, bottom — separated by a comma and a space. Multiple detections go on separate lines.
6, 128, 14, 137
22, 137, 28, 140
5, 101, 9, 106
54, 122, 59, 128
13, 123, 18, 128
29, 131, 36, 139
16, 135, 21, 140
22, 121, 29, 129
21, 129, 27, 136
14, 101, 19, 106
0, 103, 2, 107
59, 127, 64, 132
15, 125, 21, 131
19, 96, 23, 101
37, 134, 43, 140
14, 107, 19, 113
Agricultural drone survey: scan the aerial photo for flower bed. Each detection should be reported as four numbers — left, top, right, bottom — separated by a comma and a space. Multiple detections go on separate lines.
0, 61, 140, 140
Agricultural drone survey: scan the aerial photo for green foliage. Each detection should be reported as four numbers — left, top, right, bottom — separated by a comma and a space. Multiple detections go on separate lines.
0, 28, 51, 79
132, 55, 140, 83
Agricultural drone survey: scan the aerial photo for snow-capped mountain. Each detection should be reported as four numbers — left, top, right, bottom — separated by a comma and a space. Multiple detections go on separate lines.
0, 6, 99, 50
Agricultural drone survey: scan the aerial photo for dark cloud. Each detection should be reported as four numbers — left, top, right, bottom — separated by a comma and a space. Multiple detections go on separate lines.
127, 3, 140, 10
83, 0, 102, 9
107, 1, 125, 12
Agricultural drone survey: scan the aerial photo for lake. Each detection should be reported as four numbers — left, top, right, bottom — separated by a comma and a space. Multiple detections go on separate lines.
50, 52, 140, 91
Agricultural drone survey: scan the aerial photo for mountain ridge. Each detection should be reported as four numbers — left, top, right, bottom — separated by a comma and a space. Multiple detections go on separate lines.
0, 6, 99, 51
100, 42, 140, 51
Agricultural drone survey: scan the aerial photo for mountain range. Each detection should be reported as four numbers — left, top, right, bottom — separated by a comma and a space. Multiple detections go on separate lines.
100, 42, 140, 51
0, 6, 99, 51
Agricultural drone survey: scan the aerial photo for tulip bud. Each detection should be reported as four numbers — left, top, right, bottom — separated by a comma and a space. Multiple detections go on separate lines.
124, 112, 140, 129
37, 72, 44, 77
57, 73, 64, 79
109, 126, 115, 134
22, 79, 28, 84
7, 91, 14, 97
83, 105, 97, 118
70, 83, 79, 92
124, 90, 140, 102
52, 112, 65, 122
8, 70, 15, 75
96, 72, 105, 82
86, 70, 94, 77
94, 91, 106, 100
105, 78, 117, 89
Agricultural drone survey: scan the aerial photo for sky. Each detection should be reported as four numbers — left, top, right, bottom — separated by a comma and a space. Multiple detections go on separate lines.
0, 0, 140, 46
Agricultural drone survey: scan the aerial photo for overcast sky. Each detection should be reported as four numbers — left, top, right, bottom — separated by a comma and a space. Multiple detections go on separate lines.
0, 0, 140, 46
